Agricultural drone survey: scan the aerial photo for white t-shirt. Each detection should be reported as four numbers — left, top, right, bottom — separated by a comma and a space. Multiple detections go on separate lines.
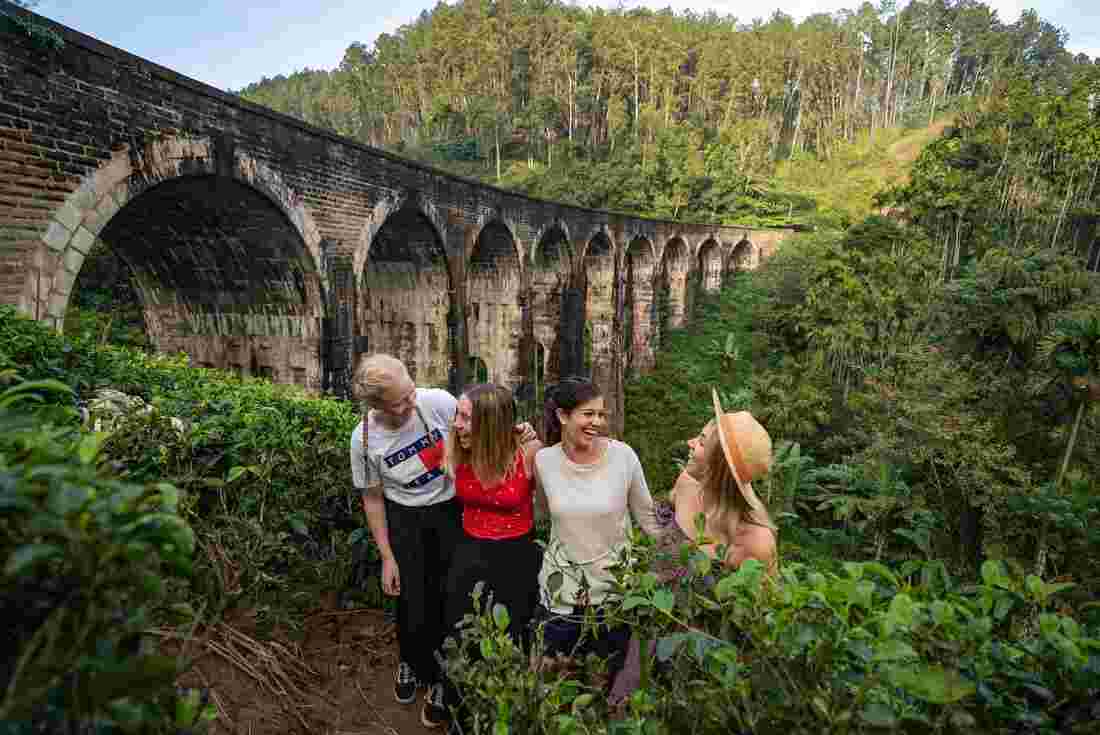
349, 388, 457, 507
535, 440, 661, 613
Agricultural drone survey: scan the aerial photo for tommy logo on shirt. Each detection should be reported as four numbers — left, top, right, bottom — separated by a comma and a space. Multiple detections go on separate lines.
383, 429, 446, 490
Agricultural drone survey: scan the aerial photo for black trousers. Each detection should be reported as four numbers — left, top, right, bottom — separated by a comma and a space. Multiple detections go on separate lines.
442, 531, 541, 714
386, 497, 462, 685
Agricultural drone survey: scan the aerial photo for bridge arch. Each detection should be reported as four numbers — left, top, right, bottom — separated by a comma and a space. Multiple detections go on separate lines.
697, 237, 723, 294
728, 237, 755, 274
357, 200, 454, 386
580, 229, 616, 388
529, 222, 573, 388
624, 236, 657, 376
467, 218, 524, 387
659, 236, 690, 332
43, 138, 328, 389
34, 139, 326, 325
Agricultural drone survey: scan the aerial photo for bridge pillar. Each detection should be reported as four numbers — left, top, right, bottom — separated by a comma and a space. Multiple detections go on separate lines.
447, 218, 473, 395
322, 241, 355, 398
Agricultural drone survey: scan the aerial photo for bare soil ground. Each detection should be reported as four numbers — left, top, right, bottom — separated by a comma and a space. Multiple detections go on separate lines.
162, 602, 426, 735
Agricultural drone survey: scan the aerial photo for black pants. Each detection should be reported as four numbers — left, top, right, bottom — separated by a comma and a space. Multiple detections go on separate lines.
539, 605, 631, 674
386, 497, 462, 685
443, 532, 541, 714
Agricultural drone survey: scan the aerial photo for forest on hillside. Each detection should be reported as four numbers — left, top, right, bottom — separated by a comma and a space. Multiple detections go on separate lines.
236, 0, 1097, 223
5, 0, 1100, 732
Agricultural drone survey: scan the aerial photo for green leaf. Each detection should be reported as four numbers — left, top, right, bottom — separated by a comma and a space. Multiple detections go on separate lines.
480, 638, 496, 659
546, 570, 564, 598
872, 639, 917, 662
861, 702, 897, 728
653, 588, 675, 614
5, 543, 63, 576
226, 466, 249, 484
77, 433, 103, 465
492, 603, 511, 632
715, 574, 739, 601
981, 560, 1008, 589
623, 595, 650, 611
887, 665, 975, 704
655, 633, 689, 662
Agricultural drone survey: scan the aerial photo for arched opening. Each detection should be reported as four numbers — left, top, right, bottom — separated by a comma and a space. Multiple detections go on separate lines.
698, 239, 722, 294
88, 174, 323, 389
359, 203, 451, 387
66, 241, 149, 351
468, 220, 522, 387
624, 237, 656, 377
660, 238, 689, 332
581, 232, 614, 386
530, 225, 572, 388
729, 238, 754, 274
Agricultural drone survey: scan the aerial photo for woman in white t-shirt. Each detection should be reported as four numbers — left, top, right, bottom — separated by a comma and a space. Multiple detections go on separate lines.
534, 377, 662, 673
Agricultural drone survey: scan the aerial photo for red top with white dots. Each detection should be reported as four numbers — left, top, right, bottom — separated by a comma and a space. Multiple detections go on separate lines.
454, 451, 533, 540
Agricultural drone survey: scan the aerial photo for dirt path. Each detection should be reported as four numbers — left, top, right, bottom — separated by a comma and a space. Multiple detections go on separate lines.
170, 606, 427, 735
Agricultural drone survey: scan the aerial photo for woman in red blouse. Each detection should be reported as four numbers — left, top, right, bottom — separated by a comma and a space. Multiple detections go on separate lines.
443, 382, 542, 660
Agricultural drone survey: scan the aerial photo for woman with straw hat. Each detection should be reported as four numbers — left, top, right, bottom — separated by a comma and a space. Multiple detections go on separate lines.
671, 388, 777, 572
609, 388, 777, 705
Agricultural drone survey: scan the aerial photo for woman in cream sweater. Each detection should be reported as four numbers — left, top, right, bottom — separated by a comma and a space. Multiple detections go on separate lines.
534, 377, 662, 673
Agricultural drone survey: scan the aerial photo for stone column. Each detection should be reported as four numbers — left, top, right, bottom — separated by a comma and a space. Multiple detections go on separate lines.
322, 240, 355, 398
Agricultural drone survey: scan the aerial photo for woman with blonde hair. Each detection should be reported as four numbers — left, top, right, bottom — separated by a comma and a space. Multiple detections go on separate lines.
609, 388, 777, 705
672, 389, 777, 572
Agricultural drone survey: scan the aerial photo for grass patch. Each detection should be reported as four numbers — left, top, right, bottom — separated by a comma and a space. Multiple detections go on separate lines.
771, 119, 952, 223
624, 274, 761, 495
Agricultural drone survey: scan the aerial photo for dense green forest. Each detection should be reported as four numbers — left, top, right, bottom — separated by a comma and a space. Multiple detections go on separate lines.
4, 0, 1100, 732
237, 0, 1096, 225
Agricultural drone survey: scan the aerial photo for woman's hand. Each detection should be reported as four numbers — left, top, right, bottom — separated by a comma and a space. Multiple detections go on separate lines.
381, 555, 401, 596
514, 422, 537, 443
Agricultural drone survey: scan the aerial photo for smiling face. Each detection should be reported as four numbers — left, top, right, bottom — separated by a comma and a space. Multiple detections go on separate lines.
375, 375, 416, 428
454, 395, 474, 449
685, 419, 716, 480
557, 396, 607, 452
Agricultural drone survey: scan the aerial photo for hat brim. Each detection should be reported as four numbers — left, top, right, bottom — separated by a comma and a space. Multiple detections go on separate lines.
710, 387, 768, 515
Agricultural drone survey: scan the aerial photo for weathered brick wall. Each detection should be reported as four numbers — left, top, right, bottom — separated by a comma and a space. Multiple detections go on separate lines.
0, 4, 800, 420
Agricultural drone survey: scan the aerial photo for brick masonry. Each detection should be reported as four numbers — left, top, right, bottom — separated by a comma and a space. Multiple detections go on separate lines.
0, 4, 799, 429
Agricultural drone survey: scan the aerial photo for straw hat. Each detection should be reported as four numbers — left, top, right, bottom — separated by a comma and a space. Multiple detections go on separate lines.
711, 388, 772, 512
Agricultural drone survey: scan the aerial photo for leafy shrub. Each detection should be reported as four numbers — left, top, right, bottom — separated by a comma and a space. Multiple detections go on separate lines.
0, 378, 211, 732
448, 546, 1100, 734
0, 306, 382, 627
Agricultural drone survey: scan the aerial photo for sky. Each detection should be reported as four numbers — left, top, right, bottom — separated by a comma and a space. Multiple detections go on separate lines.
25, 0, 1100, 92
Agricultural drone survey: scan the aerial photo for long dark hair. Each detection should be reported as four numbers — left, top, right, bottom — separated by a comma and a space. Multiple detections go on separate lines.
543, 376, 602, 446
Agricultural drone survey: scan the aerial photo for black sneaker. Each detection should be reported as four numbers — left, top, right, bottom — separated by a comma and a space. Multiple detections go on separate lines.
393, 661, 418, 704
420, 682, 447, 729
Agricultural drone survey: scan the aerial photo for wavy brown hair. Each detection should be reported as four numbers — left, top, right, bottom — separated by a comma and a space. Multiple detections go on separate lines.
446, 383, 520, 487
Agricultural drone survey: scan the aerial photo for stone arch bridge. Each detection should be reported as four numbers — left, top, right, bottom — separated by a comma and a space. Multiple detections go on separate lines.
0, 6, 798, 428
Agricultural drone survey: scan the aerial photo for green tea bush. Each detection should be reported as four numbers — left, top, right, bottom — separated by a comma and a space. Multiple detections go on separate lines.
447, 545, 1100, 735
0, 306, 382, 626
0, 378, 213, 732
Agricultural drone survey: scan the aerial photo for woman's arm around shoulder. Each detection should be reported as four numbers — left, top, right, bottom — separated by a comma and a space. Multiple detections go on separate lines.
622, 442, 662, 538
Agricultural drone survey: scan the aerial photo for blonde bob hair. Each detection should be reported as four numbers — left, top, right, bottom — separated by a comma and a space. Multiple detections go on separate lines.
445, 383, 520, 488
352, 354, 410, 407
